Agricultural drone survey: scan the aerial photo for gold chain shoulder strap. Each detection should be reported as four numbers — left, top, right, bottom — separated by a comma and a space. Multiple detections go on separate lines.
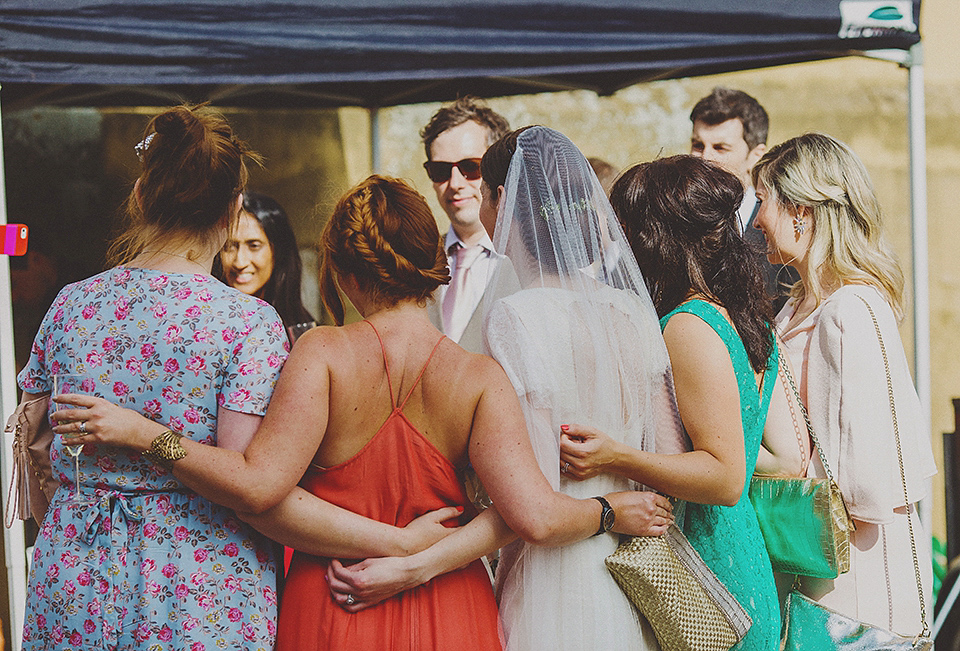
777, 345, 836, 483
855, 294, 929, 639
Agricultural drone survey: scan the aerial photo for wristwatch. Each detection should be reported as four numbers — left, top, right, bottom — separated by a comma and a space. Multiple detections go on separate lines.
591, 496, 615, 536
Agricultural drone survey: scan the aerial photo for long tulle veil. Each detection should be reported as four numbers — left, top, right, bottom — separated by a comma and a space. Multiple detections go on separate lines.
481, 127, 684, 650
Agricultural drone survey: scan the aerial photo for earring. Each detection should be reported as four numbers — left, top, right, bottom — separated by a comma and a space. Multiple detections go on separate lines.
793, 215, 806, 236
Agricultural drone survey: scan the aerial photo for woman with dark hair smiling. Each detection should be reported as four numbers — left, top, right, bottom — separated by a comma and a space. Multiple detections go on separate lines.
217, 191, 316, 332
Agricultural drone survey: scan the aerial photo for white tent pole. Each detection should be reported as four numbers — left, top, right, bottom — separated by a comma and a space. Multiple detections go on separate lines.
906, 44, 932, 529
0, 85, 28, 651
369, 106, 381, 173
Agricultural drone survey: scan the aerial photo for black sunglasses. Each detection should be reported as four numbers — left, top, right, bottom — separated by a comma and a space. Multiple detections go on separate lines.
423, 158, 483, 183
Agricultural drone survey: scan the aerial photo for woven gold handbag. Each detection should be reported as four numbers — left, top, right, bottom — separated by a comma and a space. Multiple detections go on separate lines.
605, 521, 752, 651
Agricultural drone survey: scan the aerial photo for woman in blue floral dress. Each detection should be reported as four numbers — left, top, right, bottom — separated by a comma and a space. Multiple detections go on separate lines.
17, 105, 286, 650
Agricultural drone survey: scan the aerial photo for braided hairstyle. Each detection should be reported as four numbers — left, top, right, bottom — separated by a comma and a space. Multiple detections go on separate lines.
319, 175, 450, 325
109, 103, 260, 265
611, 155, 773, 373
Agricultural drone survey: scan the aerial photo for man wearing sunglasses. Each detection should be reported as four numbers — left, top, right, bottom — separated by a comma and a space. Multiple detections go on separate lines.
420, 97, 511, 352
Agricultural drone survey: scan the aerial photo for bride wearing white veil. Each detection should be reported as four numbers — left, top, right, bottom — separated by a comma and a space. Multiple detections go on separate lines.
479, 126, 686, 650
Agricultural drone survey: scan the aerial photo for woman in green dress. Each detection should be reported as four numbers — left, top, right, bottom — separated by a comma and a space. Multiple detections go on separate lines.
560, 155, 786, 650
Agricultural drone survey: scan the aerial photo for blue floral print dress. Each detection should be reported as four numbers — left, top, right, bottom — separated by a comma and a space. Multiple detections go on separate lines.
17, 267, 288, 651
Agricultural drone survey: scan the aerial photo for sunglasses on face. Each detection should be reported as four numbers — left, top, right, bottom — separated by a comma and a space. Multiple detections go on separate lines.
423, 158, 483, 183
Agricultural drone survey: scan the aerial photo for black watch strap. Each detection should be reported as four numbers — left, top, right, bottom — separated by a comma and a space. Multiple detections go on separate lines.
591, 495, 614, 536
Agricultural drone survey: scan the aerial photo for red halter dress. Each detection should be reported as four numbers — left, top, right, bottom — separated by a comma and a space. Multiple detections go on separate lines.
275, 321, 503, 650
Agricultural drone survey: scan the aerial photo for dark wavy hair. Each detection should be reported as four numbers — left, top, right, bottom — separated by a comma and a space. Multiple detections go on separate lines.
611, 155, 773, 372
421, 96, 511, 160
214, 192, 316, 328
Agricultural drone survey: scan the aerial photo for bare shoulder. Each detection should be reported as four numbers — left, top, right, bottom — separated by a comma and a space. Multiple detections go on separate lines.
661, 311, 732, 376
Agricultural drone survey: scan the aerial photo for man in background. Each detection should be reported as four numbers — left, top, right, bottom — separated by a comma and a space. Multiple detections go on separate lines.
420, 97, 510, 352
690, 86, 798, 310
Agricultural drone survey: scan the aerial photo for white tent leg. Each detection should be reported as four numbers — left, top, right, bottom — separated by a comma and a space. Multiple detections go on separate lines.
370, 106, 381, 173
0, 85, 29, 651
906, 45, 932, 530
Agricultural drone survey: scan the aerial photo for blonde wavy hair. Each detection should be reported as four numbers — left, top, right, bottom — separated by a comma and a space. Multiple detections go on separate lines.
752, 132, 905, 319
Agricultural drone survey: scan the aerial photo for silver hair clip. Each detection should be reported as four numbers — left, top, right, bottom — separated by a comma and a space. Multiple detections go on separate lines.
135, 133, 156, 162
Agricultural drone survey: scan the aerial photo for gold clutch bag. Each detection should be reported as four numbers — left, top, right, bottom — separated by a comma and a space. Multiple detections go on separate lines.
605, 522, 751, 651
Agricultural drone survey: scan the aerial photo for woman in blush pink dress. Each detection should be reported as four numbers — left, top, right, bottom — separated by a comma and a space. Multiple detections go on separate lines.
752, 132, 937, 635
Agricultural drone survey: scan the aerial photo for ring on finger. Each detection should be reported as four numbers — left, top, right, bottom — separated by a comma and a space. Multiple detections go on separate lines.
345, 594, 356, 606
561, 461, 570, 474
78, 420, 87, 433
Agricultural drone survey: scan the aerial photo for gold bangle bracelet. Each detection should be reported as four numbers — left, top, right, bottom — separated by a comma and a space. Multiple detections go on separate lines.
141, 429, 186, 471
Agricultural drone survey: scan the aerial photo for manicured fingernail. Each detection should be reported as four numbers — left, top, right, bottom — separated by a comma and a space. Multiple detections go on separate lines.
560, 424, 570, 431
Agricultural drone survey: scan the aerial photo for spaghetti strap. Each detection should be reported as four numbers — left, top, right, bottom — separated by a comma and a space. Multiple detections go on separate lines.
399, 334, 446, 410
363, 320, 396, 409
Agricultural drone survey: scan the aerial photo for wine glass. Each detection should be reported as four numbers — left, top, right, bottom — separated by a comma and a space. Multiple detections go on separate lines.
287, 321, 317, 343
53, 373, 94, 504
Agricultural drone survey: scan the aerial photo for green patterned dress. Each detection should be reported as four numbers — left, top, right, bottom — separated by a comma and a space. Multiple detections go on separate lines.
660, 300, 780, 650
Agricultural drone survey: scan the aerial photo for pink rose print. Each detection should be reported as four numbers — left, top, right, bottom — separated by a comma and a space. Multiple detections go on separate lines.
267, 619, 276, 636
241, 622, 257, 642
162, 563, 177, 579
186, 355, 206, 375
152, 302, 167, 319
76, 570, 91, 586
190, 569, 208, 586
125, 357, 142, 375
164, 358, 180, 373
64, 581, 77, 596
64, 317, 77, 332
140, 558, 156, 577
193, 327, 212, 343
113, 382, 129, 398
169, 417, 184, 432
144, 399, 162, 418
60, 552, 78, 568
134, 622, 150, 643
183, 615, 200, 631
46, 565, 59, 580
164, 324, 182, 344
50, 624, 63, 644
223, 543, 239, 557
83, 619, 96, 634
80, 378, 96, 393
96, 456, 117, 473
149, 275, 169, 290
227, 388, 251, 408
146, 582, 162, 597
197, 289, 213, 302
185, 305, 202, 318
194, 548, 209, 563
116, 268, 131, 284
175, 287, 193, 300
64, 524, 78, 539
97, 578, 109, 595
228, 608, 242, 622
222, 327, 238, 343
86, 351, 103, 367
263, 585, 278, 606
102, 336, 116, 351
82, 304, 96, 319
143, 522, 159, 539
267, 353, 283, 368
197, 593, 215, 611
162, 387, 182, 404
37, 614, 47, 629
54, 308, 64, 323
237, 360, 261, 376
158, 625, 173, 642
223, 576, 241, 593
191, 642, 206, 651
174, 583, 189, 599
174, 526, 189, 541
114, 297, 130, 320
184, 407, 200, 424
68, 632, 83, 646
141, 343, 155, 358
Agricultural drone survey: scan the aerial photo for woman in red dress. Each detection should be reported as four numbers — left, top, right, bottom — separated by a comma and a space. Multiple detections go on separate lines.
59, 175, 674, 650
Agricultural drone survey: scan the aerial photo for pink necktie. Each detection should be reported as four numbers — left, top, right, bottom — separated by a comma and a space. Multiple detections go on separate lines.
443, 243, 484, 341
